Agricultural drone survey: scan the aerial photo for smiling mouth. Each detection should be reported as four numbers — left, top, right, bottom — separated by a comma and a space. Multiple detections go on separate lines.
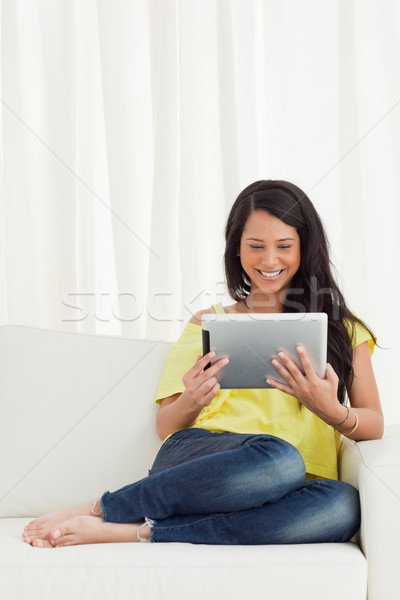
256, 269, 284, 280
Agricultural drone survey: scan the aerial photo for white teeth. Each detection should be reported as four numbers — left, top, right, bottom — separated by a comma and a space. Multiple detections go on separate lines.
259, 269, 282, 278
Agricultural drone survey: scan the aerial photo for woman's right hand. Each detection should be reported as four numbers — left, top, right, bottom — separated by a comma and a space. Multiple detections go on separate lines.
181, 351, 229, 410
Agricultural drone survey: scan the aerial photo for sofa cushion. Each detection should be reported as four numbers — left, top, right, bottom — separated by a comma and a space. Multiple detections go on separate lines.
0, 518, 367, 600
0, 326, 169, 517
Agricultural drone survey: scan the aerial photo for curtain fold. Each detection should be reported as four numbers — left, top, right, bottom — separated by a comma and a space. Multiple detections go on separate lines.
1, 0, 399, 421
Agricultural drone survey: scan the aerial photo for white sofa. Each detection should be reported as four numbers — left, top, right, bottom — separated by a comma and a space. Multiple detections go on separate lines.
0, 325, 399, 600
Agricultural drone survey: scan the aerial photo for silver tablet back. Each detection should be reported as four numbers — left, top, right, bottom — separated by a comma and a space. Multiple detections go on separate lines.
202, 312, 328, 389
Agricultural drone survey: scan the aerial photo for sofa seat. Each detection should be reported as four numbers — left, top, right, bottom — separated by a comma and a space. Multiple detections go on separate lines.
1, 518, 366, 600
0, 325, 398, 600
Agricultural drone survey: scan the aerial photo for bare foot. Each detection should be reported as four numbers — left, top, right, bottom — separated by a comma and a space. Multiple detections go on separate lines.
41, 516, 150, 547
23, 499, 102, 545
31, 538, 53, 548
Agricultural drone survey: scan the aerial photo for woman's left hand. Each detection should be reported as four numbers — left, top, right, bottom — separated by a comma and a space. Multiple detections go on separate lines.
266, 345, 344, 424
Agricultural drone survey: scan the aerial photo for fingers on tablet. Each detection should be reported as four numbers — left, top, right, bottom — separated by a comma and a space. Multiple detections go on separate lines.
197, 351, 215, 369
206, 356, 229, 375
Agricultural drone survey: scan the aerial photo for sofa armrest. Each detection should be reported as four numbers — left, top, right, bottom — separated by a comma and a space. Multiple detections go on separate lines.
339, 424, 400, 600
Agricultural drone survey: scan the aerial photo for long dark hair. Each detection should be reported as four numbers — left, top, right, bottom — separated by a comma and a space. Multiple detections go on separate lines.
224, 179, 375, 404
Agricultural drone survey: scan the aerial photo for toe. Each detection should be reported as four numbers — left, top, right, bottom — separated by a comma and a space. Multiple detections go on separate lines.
55, 540, 75, 547
32, 538, 53, 548
24, 524, 44, 536
50, 528, 63, 545
53, 533, 74, 547
25, 519, 41, 531
50, 520, 75, 547
51, 527, 62, 540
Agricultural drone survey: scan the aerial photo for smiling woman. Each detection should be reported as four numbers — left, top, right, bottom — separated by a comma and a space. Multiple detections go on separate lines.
23, 179, 383, 550
223, 180, 378, 408
238, 210, 301, 310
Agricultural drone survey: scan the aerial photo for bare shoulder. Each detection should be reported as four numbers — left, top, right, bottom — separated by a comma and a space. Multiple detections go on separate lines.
189, 307, 217, 326
189, 302, 244, 326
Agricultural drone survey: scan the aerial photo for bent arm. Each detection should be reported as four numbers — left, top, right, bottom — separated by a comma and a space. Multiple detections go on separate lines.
156, 347, 229, 441
335, 341, 384, 441
266, 339, 384, 442
157, 309, 227, 441
156, 392, 203, 441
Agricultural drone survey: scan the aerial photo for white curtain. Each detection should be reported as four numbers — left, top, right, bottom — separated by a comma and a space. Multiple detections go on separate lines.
1, 0, 399, 422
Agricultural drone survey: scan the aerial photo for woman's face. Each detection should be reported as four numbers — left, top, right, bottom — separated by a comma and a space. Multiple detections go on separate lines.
238, 210, 301, 309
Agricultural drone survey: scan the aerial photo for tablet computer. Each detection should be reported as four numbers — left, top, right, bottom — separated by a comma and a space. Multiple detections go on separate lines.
202, 312, 327, 389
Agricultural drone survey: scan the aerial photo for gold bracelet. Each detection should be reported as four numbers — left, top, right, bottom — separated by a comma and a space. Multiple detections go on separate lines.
345, 412, 359, 436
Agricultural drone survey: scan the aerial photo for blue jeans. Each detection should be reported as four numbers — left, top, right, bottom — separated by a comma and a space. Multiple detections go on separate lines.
100, 428, 360, 544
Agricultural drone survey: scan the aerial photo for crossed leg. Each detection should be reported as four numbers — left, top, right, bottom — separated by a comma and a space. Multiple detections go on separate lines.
23, 431, 305, 548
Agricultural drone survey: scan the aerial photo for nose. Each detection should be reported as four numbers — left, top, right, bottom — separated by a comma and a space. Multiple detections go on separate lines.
261, 247, 279, 269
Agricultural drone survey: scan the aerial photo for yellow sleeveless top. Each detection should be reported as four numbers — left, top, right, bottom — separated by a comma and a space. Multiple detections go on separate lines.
155, 303, 375, 480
